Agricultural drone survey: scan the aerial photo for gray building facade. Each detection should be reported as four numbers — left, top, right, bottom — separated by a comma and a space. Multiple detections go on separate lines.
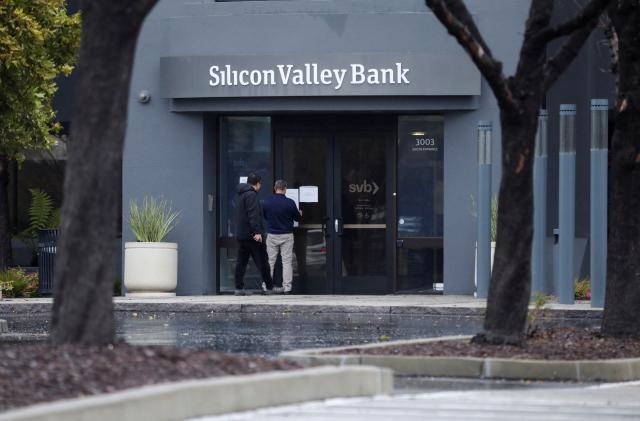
122, 0, 613, 296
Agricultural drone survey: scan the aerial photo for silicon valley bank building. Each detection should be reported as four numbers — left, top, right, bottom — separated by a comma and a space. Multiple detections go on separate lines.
123, 0, 612, 295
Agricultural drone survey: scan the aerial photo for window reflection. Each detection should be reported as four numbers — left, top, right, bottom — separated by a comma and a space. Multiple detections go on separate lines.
397, 116, 444, 237
219, 116, 272, 292
397, 116, 444, 292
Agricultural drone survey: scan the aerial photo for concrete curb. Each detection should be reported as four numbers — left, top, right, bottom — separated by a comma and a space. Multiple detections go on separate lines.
280, 336, 640, 382
0, 366, 392, 421
0, 300, 602, 320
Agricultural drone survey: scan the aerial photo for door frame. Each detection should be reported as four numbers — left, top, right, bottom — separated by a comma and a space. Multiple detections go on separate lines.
272, 115, 396, 294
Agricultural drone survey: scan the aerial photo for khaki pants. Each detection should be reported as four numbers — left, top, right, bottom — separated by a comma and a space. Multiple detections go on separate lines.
266, 233, 294, 292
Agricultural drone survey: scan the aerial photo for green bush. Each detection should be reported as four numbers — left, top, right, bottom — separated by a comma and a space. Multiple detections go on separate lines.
526, 292, 552, 337
128, 196, 181, 242
575, 277, 591, 300
0, 268, 39, 298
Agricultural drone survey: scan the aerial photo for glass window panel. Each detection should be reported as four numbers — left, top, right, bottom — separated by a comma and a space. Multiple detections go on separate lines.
397, 116, 444, 238
340, 134, 386, 276
219, 116, 272, 292
282, 135, 328, 291
397, 248, 443, 292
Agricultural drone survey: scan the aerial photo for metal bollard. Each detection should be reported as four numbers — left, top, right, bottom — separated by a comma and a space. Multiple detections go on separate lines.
558, 104, 576, 304
532, 109, 548, 295
476, 121, 492, 299
590, 99, 608, 307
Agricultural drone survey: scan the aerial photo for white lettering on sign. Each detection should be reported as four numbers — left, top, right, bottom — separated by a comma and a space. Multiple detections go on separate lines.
209, 63, 410, 90
412, 138, 439, 152
348, 179, 379, 195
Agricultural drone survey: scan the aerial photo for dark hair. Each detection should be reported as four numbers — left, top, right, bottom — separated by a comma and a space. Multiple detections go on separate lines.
247, 173, 261, 186
274, 180, 288, 191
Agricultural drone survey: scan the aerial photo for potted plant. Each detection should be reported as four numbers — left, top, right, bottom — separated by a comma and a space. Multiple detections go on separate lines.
124, 196, 181, 297
473, 196, 498, 289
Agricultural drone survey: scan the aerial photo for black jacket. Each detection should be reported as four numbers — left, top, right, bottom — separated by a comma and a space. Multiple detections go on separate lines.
235, 183, 264, 240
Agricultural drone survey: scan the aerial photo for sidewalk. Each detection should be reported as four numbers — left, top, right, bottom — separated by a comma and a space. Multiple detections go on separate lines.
1, 295, 600, 317
198, 381, 640, 420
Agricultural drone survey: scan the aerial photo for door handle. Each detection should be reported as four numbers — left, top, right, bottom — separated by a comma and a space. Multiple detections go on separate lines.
334, 218, 343, 236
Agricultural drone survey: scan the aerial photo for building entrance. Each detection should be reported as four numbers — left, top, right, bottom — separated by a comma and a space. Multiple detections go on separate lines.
274, 116, 395, 294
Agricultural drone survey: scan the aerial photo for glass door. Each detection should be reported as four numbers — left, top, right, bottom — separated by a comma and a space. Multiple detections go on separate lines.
333, 132, 392, 293
277, 132, 333, 294
275, 116, 393, 294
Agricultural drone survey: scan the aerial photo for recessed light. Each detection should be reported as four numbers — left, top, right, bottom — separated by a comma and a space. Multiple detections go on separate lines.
411, 131, 425, 136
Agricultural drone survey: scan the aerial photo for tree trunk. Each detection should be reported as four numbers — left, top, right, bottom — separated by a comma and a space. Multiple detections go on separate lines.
474, 109, 539, 345
51, 0, 157, 344
602, 4, 640, 337
0, 154, 12, 271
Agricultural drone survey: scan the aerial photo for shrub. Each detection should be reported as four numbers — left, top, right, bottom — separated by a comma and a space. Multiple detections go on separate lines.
0, 268, 39, 298
575, 277, 591, 300
526, 292, 552, 337
128, 196, 181, 242
490, 196, 498, 242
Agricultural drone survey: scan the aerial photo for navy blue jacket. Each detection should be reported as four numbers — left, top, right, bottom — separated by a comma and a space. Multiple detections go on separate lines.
235, 184, 265, 240
262, 193, 301, 234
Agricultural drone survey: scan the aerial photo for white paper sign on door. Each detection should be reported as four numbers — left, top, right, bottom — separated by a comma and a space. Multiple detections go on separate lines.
239, 176, 248, 184
299, 186, 319, 203
285, 189, 300, 227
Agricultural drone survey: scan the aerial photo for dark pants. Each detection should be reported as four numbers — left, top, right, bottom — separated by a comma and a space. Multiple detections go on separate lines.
234, 239, 274, 290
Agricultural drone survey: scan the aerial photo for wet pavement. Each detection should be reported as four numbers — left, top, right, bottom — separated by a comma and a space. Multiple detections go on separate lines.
2, 310, 486, 356
196, 382, 640, 421
0, 299, 606, 396
1, 307, 600, 358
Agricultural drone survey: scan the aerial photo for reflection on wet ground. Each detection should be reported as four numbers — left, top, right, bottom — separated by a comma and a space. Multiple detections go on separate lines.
116, 312, 484, 356
1, 310, 602, 392
2, 310, 599, 358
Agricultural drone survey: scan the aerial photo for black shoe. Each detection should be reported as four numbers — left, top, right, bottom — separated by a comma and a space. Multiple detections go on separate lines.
262, 289, 273, 296
234, 289, 252, 296
272, 287, 285, 294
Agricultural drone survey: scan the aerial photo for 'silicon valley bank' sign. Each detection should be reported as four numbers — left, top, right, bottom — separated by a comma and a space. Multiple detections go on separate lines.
160, 54, 480, 98
209, 63, 410, 90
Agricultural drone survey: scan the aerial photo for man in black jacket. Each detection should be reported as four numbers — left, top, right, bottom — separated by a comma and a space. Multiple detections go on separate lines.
234, 173, 274, 296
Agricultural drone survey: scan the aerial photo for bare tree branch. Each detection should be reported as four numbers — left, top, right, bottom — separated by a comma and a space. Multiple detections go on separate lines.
534, 0, 612, 42
425, 0, 516, 110
542, 23, 596, 90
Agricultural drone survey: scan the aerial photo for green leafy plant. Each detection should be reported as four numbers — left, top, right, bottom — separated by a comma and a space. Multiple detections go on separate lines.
128, 196, 181, 242
526, 292, 552, 337
490, 196, 498, 242
575, 277, 591, 300
0, 268, 39, 298
16, 189, 61, 262
470, 195, 499, 242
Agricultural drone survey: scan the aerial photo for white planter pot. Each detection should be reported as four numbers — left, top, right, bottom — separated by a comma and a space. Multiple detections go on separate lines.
124, 242, 178, 297
474, 241, 497, 289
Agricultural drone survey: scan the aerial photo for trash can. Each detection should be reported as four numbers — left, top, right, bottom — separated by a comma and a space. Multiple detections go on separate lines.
38, 229, 58, 295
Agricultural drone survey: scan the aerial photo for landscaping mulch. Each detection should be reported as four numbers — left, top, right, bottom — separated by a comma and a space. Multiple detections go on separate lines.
335, 328, 640, 361
0, 342, 303, 412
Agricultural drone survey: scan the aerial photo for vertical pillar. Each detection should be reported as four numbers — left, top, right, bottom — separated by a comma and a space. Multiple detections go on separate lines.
476, 121, 492, 299
532, 109, 548, 295
590, 99, 608, 307
558, 104, 576, 304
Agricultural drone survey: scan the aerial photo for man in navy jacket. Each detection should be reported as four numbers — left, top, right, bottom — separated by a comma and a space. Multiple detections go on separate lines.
263, 180, 302, 294
234, 173, 274, 295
